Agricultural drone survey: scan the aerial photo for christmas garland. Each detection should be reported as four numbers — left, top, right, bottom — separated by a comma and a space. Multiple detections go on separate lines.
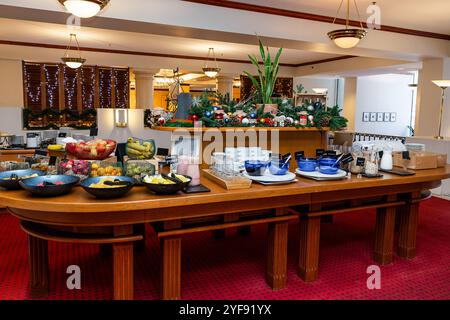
148, 91, 348, 131
23, 108, 97, 130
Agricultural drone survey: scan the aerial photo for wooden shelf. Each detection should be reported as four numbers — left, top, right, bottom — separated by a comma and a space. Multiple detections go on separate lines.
151, 126, 329, 132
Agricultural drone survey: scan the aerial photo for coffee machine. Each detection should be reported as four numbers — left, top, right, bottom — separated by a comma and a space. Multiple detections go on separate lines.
26, 132, 41, 148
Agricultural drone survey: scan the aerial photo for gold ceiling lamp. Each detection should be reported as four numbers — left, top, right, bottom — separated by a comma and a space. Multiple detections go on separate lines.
328, 0, 367, 49
58, 0, 110, 18
202, 48, 221, 78
61, 33, 86, 69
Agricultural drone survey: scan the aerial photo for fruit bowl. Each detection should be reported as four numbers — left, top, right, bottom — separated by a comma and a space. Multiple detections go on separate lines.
141, 175, 183, 195
0, 169, 45, 190
19, 175, 80, 197
80, 176, 136, 199
65, 139, 117, 160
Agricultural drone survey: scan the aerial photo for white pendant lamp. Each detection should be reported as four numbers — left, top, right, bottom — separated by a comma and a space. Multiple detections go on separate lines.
58, 0, 110, 18
328, 0, 367, 49
202, 48, 221, 78
61, 33, 86, 69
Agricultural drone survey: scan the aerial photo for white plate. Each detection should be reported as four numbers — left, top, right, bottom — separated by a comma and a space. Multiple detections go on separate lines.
295, 168, 348, 181
255, 179, 298, 186
243, 171, 297, 182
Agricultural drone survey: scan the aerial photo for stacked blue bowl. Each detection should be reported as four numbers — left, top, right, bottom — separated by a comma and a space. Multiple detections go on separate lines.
318, 157, 339, 175
269, 159, 290, 175
297, 158, 318, 172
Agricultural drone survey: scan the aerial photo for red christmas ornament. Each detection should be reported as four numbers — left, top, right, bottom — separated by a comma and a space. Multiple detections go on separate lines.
192, 114, 199, 121
158, 117, 166, 126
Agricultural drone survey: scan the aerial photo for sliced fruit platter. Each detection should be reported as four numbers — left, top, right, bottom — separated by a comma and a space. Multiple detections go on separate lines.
142, 173, 191, 195
81, 176, 137, 199
0, 169, 45, 190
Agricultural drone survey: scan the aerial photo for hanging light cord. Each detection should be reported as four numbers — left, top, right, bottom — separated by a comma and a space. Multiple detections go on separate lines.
204, 48, 219, 69
64, 34, 83, 59
332, 0, 365, 29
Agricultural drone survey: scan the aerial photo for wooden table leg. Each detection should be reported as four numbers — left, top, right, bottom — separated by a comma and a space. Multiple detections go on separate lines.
113, 225, 134, 300
161, 236, 181, 300
266, 218, 289, 290
298, 215, 321, 282
374, 205, 396, 265
397, 200, 420, 259
28, 234, 49, 298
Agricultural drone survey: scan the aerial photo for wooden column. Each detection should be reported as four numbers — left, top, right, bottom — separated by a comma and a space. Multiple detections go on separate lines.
28, 234, 49, 298
397, 192, 421, 259
112, 225, 134, 300
266, 208, 289, 290
161, 220, 182, 300
298, 205, 321, 282
374, 195, 397, 265
161, 237, 182, 300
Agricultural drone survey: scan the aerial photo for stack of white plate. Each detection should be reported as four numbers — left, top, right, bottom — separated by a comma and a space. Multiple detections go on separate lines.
295, 168, 348, 181
242, 171, 297, 185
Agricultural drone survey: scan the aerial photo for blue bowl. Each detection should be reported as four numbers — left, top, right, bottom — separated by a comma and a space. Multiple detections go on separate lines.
297, 158, 317, 172
0, 169, 45, 190
318, 157, 339, 175
245, 160, 269, 176
19, 175, 80, 197
269, 160, 290, 175
319, 166, 339, 175
81, 176, 137, 199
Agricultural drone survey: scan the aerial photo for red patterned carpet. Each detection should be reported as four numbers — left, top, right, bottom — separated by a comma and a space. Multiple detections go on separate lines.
0, 197, 449, 300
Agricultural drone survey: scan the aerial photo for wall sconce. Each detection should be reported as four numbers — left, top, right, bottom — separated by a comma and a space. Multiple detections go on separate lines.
312, 88, 328, 94
115, 109, 128, 128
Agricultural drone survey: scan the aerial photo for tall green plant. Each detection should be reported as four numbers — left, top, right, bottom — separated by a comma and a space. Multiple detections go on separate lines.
244, 40, 283, 105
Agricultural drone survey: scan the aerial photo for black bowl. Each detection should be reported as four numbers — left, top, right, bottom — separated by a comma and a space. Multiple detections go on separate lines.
19, 175, 80, 197
0, 169, 45, 190
80, 176, 137, 199
167, 173, 192, 190
142, 178, 183, 195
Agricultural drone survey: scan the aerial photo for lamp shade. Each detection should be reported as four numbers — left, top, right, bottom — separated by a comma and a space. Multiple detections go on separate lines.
327, 28, 367, 49
61, 57, 86, 69
59, 0, 109, 18
432, 80, 450, 89
203, 67, 220, 78
312, 88, 328, 94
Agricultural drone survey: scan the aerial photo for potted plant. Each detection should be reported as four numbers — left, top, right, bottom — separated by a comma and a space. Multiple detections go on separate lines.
244, 39, 283, 115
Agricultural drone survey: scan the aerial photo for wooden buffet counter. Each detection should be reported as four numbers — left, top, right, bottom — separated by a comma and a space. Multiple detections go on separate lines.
1, 166, 449, 300
0, 149, 35, 162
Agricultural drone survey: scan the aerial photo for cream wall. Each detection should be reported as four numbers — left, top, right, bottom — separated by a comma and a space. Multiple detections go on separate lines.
0, 59, 23, 107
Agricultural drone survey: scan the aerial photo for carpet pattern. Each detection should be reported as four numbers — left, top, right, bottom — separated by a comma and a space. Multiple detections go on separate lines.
0, 197, 449, 300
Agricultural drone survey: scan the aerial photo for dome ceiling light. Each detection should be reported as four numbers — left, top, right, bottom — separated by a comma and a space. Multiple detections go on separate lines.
61, 33, 86, 69
328, 0, 367, 49
58, 0, 110, 18
202, 48, 221, 78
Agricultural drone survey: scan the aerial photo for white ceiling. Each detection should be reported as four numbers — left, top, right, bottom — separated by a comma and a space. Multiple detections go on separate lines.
235, 0, 450, 35
0, 18, 342, 65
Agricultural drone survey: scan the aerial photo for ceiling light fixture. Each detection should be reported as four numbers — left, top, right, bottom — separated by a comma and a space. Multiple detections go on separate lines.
202, 48, 221, 78
328, 0, 367, 49
58, 0, 110, 18
61, 33, 86, 69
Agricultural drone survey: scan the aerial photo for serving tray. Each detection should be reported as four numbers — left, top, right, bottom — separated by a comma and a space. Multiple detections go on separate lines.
295, 168, 348, 181
243, 171, 296, 183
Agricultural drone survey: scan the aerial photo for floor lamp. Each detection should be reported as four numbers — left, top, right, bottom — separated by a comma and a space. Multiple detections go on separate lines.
432, 80, 450, 140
